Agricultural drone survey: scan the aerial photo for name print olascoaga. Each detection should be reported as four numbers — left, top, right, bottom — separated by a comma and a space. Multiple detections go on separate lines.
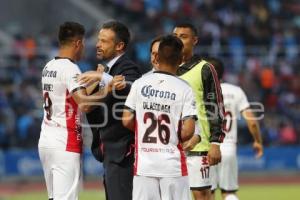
141, 85, 177, 114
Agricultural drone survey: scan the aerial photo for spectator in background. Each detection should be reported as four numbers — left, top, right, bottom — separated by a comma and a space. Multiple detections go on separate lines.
260, 67, 275, 106
0, 90, 15, 149
0, 112, 9, 149
24, 35, 37, 60
279, 121, 297, 145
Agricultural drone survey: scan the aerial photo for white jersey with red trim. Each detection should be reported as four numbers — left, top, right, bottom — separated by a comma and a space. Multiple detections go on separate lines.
38, 58, 85, 153
221, 83, 250, 144
125, 71, 197, 177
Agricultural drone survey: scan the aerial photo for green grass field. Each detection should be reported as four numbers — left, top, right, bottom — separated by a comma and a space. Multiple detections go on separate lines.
5, 184, 300, 200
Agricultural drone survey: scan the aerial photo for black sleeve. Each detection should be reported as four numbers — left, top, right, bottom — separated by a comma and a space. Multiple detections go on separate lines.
90, 127, 104, 162
201, 64, 225, 143
107, 61, 141, 122
115, 64, 141, 98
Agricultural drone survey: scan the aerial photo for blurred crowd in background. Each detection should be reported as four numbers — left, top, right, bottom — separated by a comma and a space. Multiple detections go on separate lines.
0, 0, 300, 149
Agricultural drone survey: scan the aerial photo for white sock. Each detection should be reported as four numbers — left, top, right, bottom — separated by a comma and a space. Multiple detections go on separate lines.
225, 194, 239, 200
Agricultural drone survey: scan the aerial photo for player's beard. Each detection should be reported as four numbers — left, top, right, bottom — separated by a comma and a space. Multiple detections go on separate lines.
96, 49, 116, 62
96, 49, 104, 60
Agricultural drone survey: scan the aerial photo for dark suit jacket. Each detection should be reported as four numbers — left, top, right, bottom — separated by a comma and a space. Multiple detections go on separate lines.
87, 54, 141, 163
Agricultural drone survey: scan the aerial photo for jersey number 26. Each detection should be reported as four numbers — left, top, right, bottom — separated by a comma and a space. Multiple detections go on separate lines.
143, 112, 170, 145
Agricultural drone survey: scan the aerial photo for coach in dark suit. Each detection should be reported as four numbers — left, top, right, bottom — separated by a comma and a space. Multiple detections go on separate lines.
86, 21, 141, 200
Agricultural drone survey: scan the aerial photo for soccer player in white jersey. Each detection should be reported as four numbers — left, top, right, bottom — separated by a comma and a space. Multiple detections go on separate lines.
122, 35, 197, 200
39, 22, 125, 200
206, 58, 264, 200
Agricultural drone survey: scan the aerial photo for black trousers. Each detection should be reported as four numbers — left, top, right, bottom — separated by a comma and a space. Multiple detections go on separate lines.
103, 154, 134, 200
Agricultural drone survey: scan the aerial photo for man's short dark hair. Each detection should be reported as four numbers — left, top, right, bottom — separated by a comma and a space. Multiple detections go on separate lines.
102, 21, 130, 50
205, 57, 224, 80
174, 22, 198, 36
150, 35, 163, 53
58, 21, 85, 45
158, 35, 183, 67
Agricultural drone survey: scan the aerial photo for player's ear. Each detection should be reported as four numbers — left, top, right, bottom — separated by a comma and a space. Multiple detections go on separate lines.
193, 36, 198, 46
76, 40, 82, 47
74, 39, 83, 48
116, 41, 125, 51
155, 53, 160, 64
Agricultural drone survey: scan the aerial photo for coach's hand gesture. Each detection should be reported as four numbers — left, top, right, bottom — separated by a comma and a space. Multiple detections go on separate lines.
97, 64, 106, 72
108, 75, 126, 92
77, 70, 103, 85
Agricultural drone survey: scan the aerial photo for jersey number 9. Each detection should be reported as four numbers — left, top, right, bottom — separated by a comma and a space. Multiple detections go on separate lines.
43, 92, 52, 120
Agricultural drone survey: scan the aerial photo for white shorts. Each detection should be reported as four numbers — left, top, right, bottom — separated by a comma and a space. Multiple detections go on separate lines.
211, 145, 238, 192
39, 148, 81, 200
186, 153, 211, 190
133, 175, 192, 200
